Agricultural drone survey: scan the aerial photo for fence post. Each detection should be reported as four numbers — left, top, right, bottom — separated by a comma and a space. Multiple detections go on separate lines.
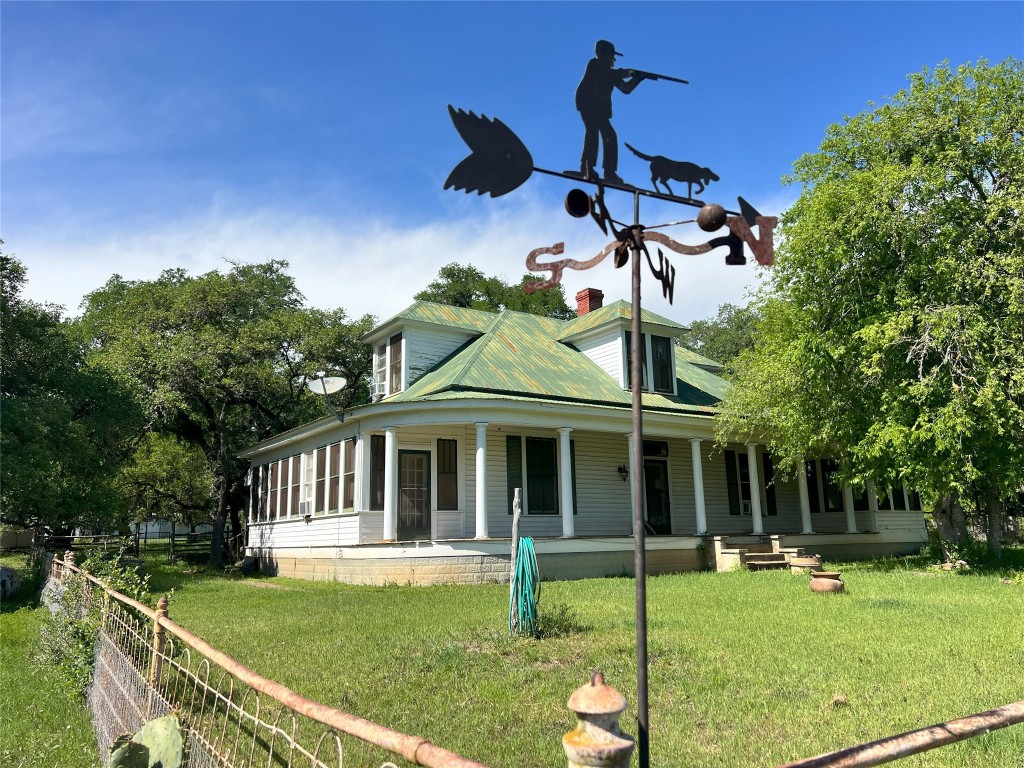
149, 596, 169, 689
563, 672, 635, 768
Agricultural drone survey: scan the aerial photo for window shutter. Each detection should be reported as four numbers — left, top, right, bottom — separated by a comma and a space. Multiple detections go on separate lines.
762, 453, 777, 516
506, 435, 522, 515
724, 450, 740, 516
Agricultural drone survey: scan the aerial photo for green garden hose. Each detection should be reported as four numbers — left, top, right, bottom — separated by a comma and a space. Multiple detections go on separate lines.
509, 536, 540, 637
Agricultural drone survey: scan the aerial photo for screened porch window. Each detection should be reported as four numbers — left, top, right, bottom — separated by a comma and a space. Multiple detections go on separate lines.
370, 435, 385, 511
343, 438, 356, 511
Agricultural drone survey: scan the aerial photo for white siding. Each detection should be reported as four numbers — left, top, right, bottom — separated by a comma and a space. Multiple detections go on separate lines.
575, 332, 624, 387
435, 511, 465, 539
247, 515, 359, 549
405, 327, 477, 385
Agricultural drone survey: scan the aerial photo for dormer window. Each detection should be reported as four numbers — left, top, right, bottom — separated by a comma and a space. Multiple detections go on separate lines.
372, 333, 404, 398
625, 331, 675, 395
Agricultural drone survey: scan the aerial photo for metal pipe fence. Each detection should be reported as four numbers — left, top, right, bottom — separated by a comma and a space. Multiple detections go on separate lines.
49, 555, 489, 768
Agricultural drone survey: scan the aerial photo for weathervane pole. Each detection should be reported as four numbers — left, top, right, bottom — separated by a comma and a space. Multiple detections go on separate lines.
629, 190, 651, 768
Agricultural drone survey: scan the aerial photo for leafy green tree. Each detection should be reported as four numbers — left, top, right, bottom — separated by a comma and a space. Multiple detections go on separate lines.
119, 434, 216, 533
78, 261, 375, 567
415, 262, 575, 319
717, 59, 1024, 559
0, 252, 143, 533
680, 302, 760, 365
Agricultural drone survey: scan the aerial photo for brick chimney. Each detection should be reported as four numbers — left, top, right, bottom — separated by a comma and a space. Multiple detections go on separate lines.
575, 288, 604, 316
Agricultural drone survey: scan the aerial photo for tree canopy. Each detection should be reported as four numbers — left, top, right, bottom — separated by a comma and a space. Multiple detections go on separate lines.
679, 302, 760, 366
415, 262, 575, 319
78, 261, 375, 565
717, 60, 1024, 557
1, 253, 143, 532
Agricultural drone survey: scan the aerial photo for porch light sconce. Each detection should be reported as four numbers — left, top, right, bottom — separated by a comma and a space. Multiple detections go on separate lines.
617, 465, 629, 482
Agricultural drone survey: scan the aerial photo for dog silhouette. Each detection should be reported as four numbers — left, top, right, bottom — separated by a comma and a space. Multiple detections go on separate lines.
625, 143, 720, 199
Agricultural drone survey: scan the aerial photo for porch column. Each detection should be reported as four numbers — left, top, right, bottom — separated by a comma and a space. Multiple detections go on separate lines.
867, 480, 880, 533
902, 484, 911, 512
474, 422, 489, 539
746, 443, 764, 535
383, 427, 398, 541
559, 428, 575, 538
690, 439, 707, 535
627, 433, 637, 535
797, 461, 814, 534
842, 484, 857, 533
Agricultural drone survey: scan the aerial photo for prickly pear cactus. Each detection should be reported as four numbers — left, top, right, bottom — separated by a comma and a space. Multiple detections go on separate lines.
109, 714, 183, 768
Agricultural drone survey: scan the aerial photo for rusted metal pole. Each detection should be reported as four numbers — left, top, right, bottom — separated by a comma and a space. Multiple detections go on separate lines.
629, 190, 650, 768
776, 700, 1024, 768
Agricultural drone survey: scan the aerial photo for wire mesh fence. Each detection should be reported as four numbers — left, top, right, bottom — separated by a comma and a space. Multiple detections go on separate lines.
49, 556, 481, 768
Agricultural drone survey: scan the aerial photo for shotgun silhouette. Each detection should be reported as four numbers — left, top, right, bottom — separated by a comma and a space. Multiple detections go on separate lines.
625, 69, 689, 85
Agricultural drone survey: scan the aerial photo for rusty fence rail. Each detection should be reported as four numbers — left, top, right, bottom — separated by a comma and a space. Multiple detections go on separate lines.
49, 554, 490, 768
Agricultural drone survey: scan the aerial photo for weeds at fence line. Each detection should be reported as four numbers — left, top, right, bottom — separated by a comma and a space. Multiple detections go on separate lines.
44, 556, 490, 768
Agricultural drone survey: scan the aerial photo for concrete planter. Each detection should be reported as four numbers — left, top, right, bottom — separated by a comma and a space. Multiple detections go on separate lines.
789, 555, 822, 575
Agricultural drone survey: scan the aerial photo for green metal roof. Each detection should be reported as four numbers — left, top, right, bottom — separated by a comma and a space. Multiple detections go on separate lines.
362, 300, 497, 340
556, 300, 687, 341
387, 306, 730, 414
675, 346, 725, 372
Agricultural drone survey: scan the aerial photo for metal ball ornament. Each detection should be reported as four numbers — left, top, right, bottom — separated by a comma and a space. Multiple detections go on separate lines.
697, 203, 727, 232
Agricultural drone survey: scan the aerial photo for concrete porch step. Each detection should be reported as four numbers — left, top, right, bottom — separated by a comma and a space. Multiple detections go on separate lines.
744, 552, 790, 571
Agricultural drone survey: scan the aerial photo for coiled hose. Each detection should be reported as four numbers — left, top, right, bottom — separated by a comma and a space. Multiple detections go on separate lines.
509, 536, 540, 637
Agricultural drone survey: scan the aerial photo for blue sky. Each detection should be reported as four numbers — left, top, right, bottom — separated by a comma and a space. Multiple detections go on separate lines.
3, 1, 1022, 325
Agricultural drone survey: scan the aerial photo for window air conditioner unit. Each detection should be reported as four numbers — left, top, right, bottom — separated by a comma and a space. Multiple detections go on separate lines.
298, 501, 312, 517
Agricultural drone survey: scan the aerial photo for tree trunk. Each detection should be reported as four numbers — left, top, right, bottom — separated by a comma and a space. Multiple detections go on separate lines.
933, 494, 968, 561
986, 494, 1004, 560
209, 477, 228, 569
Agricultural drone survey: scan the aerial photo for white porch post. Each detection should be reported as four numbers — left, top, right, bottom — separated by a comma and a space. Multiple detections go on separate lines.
843, 483, 857, 533
746, 443, 764, 535
558, 428, 575, 538
627, 433, 637, 535
797, 461, 814, 534
867, 480, 880, 533
383, 427, 398, 541
474, 422, 489, 539
902, 484, 911, 512
690, 439, 707, 535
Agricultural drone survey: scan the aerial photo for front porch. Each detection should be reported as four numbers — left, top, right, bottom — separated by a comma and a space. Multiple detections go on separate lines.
248, 529, 927, 586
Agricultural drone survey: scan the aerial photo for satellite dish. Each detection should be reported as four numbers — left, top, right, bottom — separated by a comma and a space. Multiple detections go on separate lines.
307, 376, 346, 395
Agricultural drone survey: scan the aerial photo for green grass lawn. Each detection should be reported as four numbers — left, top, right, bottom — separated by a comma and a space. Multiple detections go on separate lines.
137, 554, 1023, 768
2, 550, 1022, 768
0, 553, 100, 768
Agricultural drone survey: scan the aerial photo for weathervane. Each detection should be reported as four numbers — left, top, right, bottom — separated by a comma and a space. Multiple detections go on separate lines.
444, 39, 777, 768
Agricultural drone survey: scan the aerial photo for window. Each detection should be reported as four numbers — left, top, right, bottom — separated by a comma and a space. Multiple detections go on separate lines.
370, 434, 385, 511
821, 459, 843, 512
625, 332, 673, 393
328, 443, 341, 512
289, 456, 301, 518
389, 333, 403, 394
373, 344, 387, 398
526, 437, 558, 515
805, 460, 821, 514
343, 438, 355, 511
302, 451, 314, 515
892, 486, 908, 510
437, 438, 458, 510
909, 490, 922, 510
505, 435, 576, 516
314, 447, 327, 515
651, 336, 674, 393
268, 462, 279, 520
249, 467, 259, 522
259, 465, 269, 521
725, 450, 778, 516
853, 485, 870, 512
624, 331, 648, 389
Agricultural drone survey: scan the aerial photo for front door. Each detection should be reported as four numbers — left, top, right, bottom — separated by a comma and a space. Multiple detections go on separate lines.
644, 459, 672, 535
398, 451, 431, 540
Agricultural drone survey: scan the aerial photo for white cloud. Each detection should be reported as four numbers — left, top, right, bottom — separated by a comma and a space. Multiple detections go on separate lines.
16, 190, 796, 325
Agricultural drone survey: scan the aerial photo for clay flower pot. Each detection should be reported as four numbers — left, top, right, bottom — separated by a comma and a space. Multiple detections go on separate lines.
790, 555, 822, 575
809, 570, 845, 593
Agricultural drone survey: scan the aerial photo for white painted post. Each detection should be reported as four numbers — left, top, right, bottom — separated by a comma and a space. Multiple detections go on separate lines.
689, 439, 707, 535
867, 480, 880, 533
383, 427, 398, 541
475, 422, 489, 539
559, 428, 575, 538
746, 443, 764, 535
797, 461, 814, 534
843, 484, 858, 533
